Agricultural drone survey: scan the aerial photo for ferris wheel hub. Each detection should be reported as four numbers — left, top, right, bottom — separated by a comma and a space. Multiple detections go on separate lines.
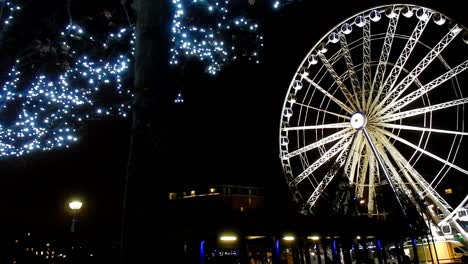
350, 112, 367, 129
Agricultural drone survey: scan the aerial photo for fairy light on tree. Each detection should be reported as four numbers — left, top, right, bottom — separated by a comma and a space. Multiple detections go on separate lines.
169, 0, 264, 75
0, 0, 299, 158
0, 19, 134, 157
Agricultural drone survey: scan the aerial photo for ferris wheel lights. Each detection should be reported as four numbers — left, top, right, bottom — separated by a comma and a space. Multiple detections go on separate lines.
385, 8, 397, 19
328, 32, 340, 43
287, 93, 296, 104
402, 6, 413, 18
433, 13, 446, 26
463, 31, 468, 44
318, 43, 328, 54
416, 8, 429, 21
307, 54, 318, 65
341, 23, 352, 35
355, 16, 365, 27
280, 5, 468, 227
350, 112, 367, 129
292, 80, 303, 90
450, 24, 462, 34
299, 67, 309, 77
369, 10, 381, 22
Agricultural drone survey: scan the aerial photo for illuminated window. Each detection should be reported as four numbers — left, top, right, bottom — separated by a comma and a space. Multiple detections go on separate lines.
169, 193, 177, 200
445, 188, 453, 194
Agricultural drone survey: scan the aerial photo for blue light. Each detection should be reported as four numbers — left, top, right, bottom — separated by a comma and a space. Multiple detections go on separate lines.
170, 0, 264, 74
200, 240, 205, 264
0, 21, 134, 158
376, 240, 382, 250
332, 240, 337, 256
0, 0, 297, 158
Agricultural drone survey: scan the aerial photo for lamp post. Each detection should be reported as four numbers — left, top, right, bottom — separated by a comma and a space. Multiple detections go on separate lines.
68, 200, 82, 233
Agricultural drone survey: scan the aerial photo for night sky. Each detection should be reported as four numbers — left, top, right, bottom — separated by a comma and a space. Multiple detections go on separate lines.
1, 0, 467, 240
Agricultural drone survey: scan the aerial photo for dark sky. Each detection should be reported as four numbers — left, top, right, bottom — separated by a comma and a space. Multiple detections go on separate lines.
1, 0, 467, 239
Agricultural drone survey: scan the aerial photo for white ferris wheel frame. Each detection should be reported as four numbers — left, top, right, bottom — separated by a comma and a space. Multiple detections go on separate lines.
279, 4, 468, 239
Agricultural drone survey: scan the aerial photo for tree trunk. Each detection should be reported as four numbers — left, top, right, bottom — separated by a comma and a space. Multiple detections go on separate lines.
121, 0, 172, 263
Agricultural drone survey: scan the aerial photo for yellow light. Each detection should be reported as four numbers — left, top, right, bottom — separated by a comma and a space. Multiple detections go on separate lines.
190, 190, 196, 196
359, 199, 365, 204
220, 235, 237, 241
307, 236, 320, 241
283, 236, 295, 241
247, 236, 266, 240
356, 236, 361, 240
210, 188, 216, 193
445, 188, 453, 194
69, 200, 83, 210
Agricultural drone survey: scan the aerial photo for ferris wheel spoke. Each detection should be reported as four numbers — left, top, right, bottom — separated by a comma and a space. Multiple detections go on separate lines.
282, 122, 350, 132
356, 145, 370, 198
376, 127, 468, 176
362, 18, 372, 111
379, 97, 468, 123
344, 131, 365, 183
294, 102, 351, 120
370, 13, 431, 117
382, 139, 445, 223
377, 25, 462, 116
383, 59, 468, 115
339, 34, 362, 108
283, 129, 354, 159
365, 130, 417, 203
368, 11, 399, 111
304, 141, 351, 209
366, 131, 416, 204
367, 151, 377, 214
378, 123, 468, 136
317, 53, 359, 110
377, 132, 427, 196
302, 75, 354, 114
377, 132, 454, 215
292, 135, 352, 185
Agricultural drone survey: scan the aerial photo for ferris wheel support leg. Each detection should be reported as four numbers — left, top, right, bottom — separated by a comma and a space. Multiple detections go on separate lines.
362, 128, 408, 218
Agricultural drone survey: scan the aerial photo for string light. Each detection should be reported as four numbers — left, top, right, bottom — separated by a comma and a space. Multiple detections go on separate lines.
0, 20, 134, 157
170, 0, 263, 75
174, 93, 184, 104
0, 1, 21, 27
0, 0, 297, 158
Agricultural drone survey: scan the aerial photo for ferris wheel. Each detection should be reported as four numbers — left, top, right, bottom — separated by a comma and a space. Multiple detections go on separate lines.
279, 4, 468, 238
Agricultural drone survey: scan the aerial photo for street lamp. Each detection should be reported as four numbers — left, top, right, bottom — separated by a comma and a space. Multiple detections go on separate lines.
68, 200, 83, 233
